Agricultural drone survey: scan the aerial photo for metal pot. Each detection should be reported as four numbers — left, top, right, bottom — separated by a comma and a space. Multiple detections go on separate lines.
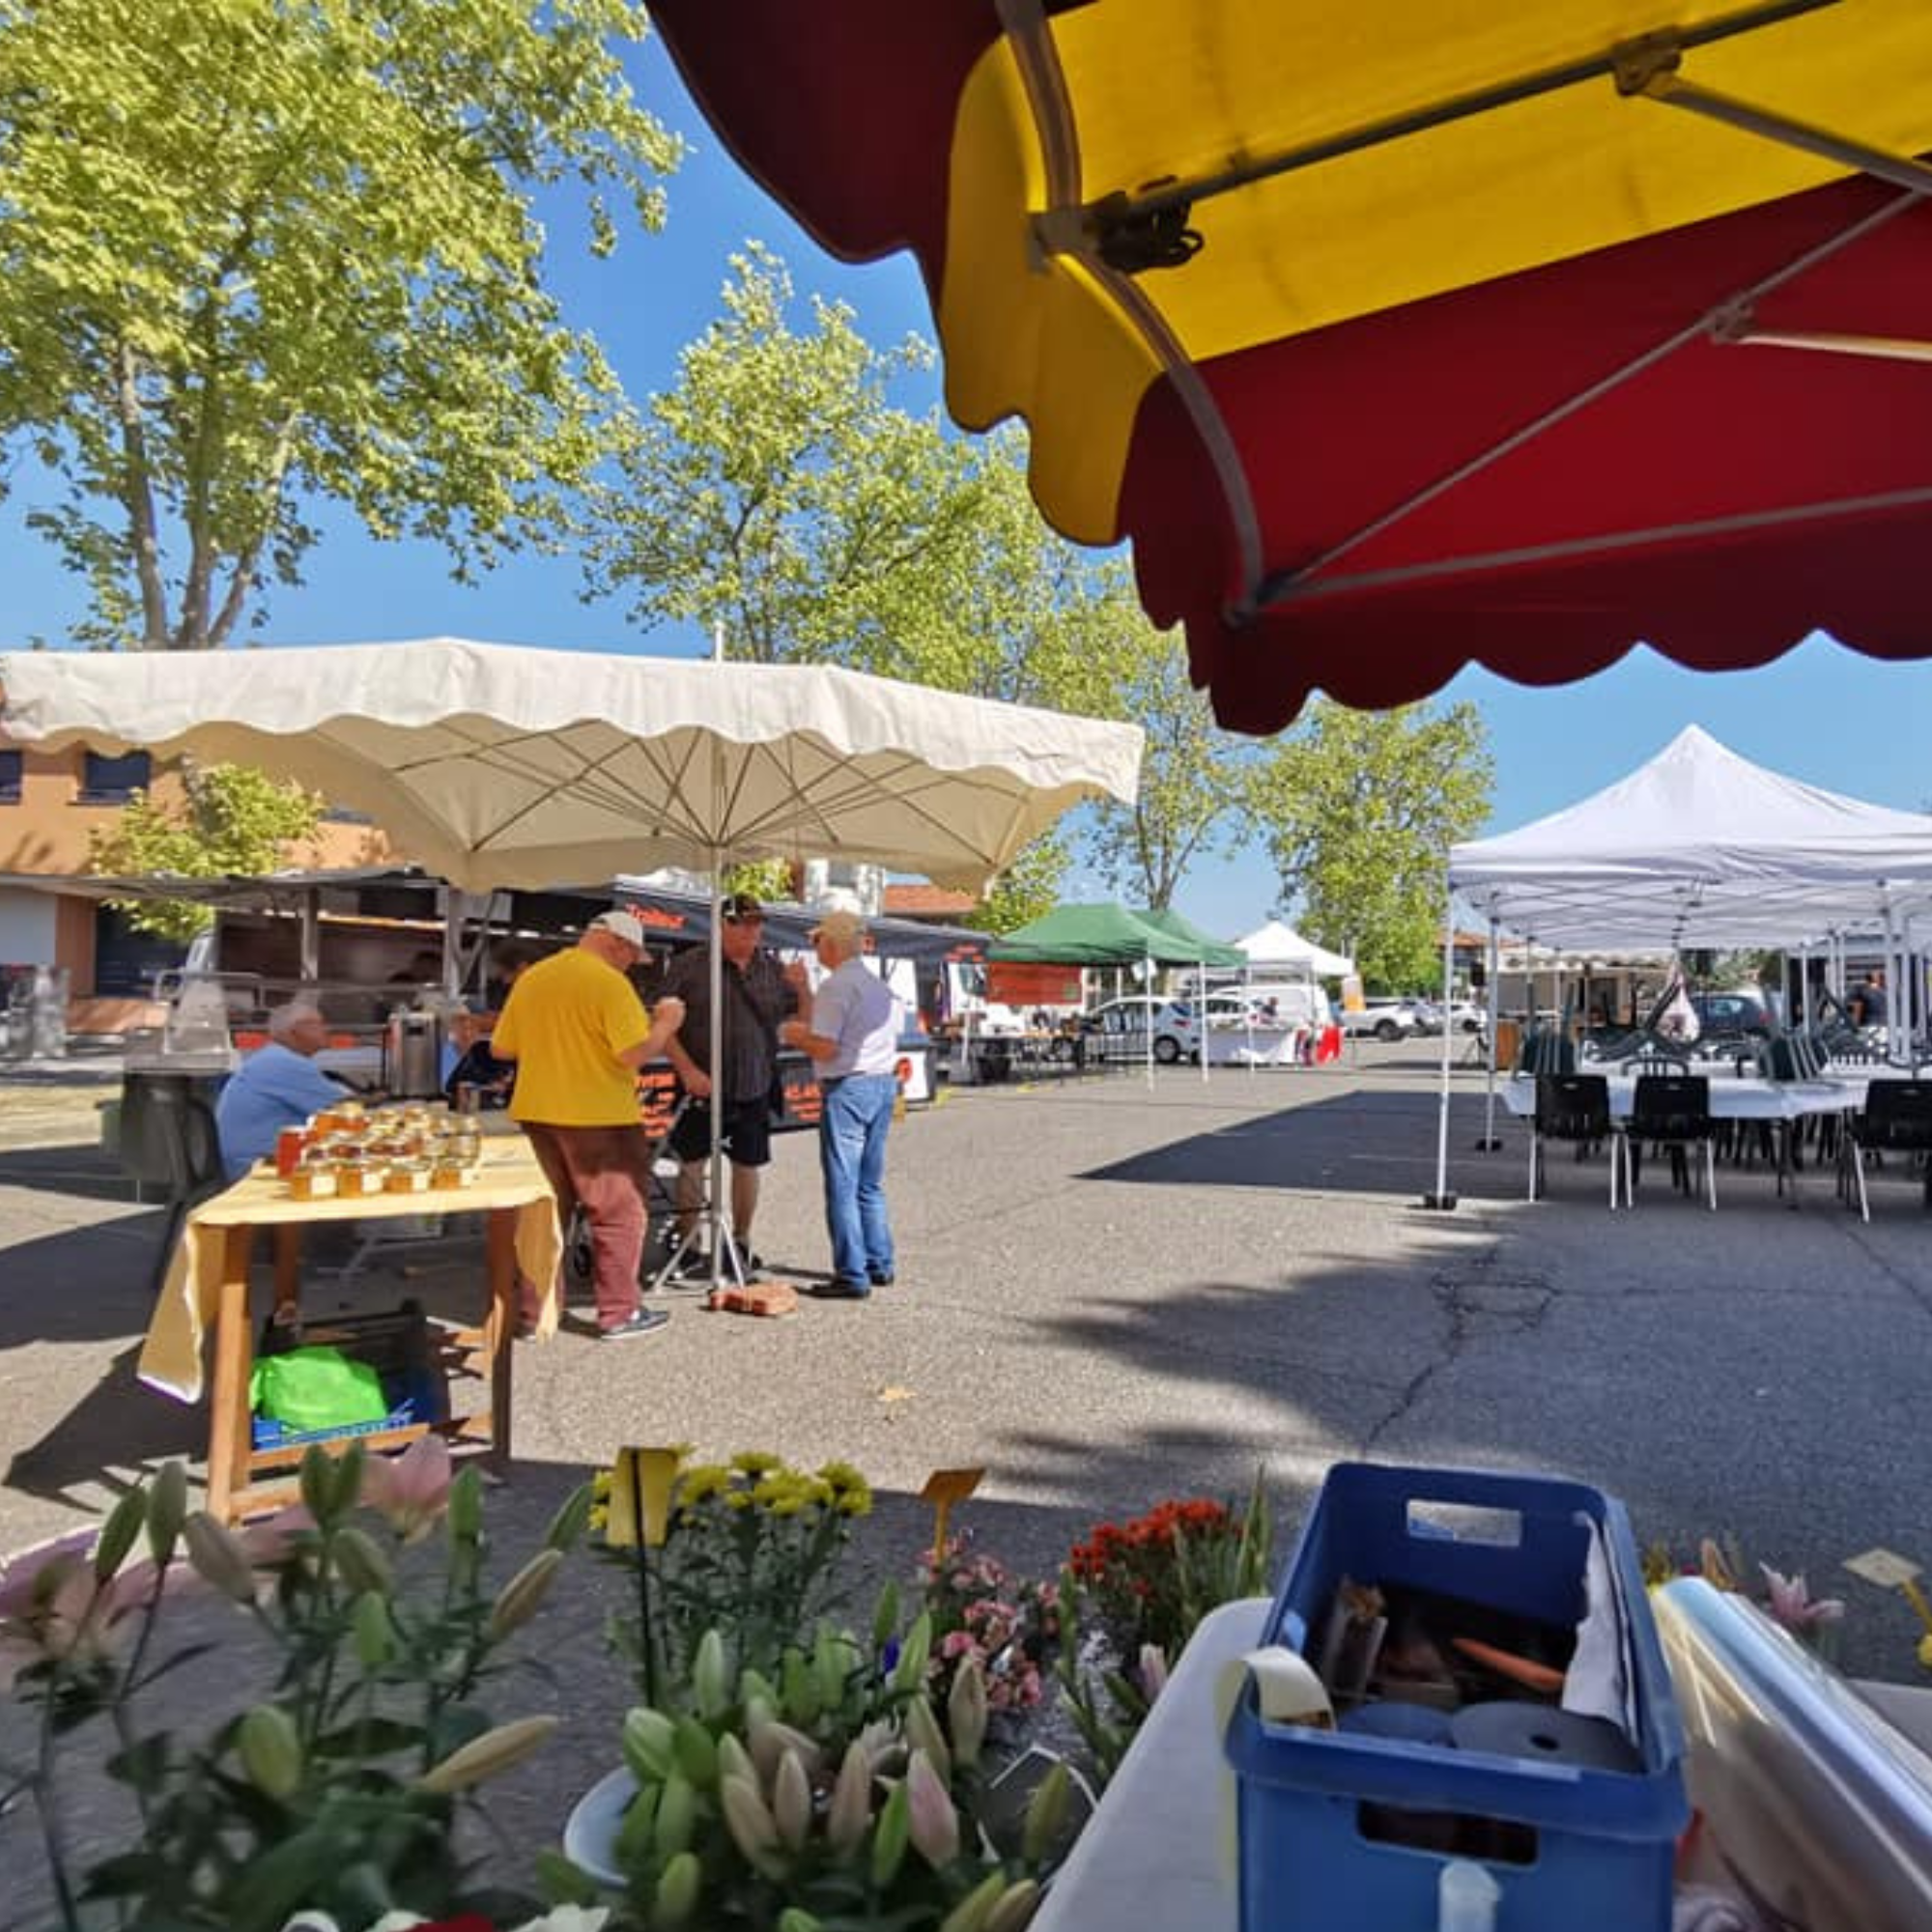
383, 1008, 446, 1100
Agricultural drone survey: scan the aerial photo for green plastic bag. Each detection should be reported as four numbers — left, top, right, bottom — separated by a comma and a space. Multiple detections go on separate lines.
249, 1346, 389, 1433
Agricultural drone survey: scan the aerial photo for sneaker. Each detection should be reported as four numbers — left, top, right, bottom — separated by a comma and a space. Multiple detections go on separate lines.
736, 1249, 769, 1283
868, 1270, 895, 1288
669, 1249, 715, 1282
808, 1278, 871, 1301
600, 1306, 671, 1341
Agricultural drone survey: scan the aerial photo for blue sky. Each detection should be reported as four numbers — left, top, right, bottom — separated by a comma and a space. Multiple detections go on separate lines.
8, 33, 1932, 944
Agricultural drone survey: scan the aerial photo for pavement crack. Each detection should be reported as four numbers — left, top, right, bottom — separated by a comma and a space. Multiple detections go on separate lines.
1365, 1248, 1555, 1452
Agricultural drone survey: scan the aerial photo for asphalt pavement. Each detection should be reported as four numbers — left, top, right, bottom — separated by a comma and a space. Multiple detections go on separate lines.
9, 1042, 1932, 1922
3, 1042, 1927, 1678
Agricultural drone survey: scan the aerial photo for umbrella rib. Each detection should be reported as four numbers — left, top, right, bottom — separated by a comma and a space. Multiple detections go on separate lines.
1051, 0, 1836, 227
387, 722, 716, 851
724, 744, 1005, 873
1269, 484, 1932, 602
999, 0, 1263, 592
1253, 188, 1921, 612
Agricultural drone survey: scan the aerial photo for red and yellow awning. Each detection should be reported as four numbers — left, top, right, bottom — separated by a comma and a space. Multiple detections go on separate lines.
655, 0, 1932, 730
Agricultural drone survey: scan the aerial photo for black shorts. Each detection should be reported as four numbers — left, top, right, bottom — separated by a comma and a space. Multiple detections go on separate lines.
668, 1096, 773, 1168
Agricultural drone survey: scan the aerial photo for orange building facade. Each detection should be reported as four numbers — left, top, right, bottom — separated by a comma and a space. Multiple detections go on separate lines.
0, 738, 386, 1026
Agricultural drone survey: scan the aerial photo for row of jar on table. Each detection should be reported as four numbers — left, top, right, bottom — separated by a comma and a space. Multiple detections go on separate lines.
276, 1099, 487, 1200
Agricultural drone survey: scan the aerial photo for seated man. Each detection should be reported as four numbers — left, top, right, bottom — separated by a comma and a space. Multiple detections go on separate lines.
213, 999, 351, 1179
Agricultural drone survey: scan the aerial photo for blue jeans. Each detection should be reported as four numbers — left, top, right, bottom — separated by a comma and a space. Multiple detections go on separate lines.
818, 1073, 895, 1286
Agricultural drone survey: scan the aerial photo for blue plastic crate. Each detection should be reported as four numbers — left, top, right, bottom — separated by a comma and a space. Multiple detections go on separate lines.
1225, 1463, 1687, 1932
250, 1394, 426, 1452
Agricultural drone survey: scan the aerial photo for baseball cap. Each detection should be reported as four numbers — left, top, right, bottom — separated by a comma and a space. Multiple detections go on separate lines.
810, 908, 868, 948
721, 892, 764, 923
588, 909, 646, 950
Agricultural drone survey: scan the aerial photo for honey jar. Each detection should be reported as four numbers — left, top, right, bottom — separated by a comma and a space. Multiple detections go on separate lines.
287, 1163, 338, 1202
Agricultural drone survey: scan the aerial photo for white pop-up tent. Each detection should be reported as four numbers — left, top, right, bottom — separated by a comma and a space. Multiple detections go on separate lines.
1235, 920, 1354, 978
1426, 725, 1932, 1207
1448, 726, 1932, 952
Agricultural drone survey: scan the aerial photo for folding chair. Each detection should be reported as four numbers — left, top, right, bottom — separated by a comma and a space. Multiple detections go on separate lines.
1627, 1074, 1718, 1210
1839, 1080, 1932, 1222
142, 1085, 230, 1300
1528, 1074, 1621, 1208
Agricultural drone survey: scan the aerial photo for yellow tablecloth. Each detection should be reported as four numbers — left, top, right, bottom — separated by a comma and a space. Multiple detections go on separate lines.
139, 1135, 563, 1402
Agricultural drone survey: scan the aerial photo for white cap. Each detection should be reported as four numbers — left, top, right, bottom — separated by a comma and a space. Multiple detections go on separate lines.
588, 909, 646, 949
810, 908, 868, 949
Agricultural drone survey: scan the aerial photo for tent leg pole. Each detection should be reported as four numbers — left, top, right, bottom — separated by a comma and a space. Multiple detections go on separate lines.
1477, 918, 1503, 1150
1424, 892, 1458, 1210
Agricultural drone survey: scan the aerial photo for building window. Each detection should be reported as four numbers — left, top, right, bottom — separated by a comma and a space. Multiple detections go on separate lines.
78, 750, 152, 803
0, 750, 20, 804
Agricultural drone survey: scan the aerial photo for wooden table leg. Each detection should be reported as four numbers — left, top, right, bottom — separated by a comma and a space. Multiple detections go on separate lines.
206, 1226, 258, 1525
483, 1207, 516, 1474
273, 1223, 301, 1315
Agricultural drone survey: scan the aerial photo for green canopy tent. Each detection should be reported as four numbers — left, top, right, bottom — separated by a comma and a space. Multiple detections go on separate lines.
1132, 908, 1252, 1081
990, 902, 1236, 1082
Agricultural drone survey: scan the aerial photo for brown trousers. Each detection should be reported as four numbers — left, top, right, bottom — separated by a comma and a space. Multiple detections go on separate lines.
521, 1121, 653, 1329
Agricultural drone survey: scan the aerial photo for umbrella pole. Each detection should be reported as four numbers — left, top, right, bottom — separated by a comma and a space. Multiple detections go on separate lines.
707, 837, 738, 1292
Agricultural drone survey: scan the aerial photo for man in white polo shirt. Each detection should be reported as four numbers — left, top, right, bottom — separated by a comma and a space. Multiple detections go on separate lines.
781, 908, 902, 1299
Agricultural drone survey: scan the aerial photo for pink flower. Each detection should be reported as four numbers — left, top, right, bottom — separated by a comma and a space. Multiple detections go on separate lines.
904, 1749, 961, 1869
1760, 1564, 1846, 1634
238, 1505, 319, 1570
940, 1631, 978, 1661
0, 1531, 96, 1622
360, 1438, 452, 1542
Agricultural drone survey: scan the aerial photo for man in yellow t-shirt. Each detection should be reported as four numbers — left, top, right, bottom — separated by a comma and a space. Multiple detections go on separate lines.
491, 909, 686, 1339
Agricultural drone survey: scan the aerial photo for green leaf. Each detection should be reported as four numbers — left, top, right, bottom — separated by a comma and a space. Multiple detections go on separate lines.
309, 1717, 423, 1759
103, 1730, 172, 1793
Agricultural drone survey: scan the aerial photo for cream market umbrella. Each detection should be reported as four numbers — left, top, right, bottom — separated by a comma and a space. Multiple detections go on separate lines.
0, 638, 1143, 1283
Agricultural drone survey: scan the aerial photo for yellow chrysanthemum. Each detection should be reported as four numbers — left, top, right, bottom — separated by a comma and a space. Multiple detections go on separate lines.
817, 1459, 867, 1495
591, 1470, 613, 1500
675, 1464, 734, 1507
732, 1450, 783, 1476
724, 1492, 754, 1513
834, 1485, 873, 1519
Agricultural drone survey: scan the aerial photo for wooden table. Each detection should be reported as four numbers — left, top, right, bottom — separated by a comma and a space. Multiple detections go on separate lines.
140, 1137, 562, 1523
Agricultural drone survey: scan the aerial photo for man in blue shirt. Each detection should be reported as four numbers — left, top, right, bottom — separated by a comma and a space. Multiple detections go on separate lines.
214, 1000, 351, 1179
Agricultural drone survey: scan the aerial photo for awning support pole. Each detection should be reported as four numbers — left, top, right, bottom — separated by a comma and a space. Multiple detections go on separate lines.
1425, 890, 1458, 1210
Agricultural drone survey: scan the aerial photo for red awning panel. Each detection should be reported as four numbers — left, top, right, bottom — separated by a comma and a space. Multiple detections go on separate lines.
654, 1, 1932, 732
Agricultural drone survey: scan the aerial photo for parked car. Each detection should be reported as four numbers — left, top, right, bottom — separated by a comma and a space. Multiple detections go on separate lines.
1080, 993, 1254, 1064
1340, 996, 1424, 1041
1688, 988, 1777, 1041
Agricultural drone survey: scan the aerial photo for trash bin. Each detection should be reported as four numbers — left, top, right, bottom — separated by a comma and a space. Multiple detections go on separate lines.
1492, 1017, 1522, 1070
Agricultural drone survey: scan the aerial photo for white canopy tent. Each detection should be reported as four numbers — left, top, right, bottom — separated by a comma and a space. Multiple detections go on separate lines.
1429, 725, 1932, 1207
1448, 726, 1932, 952
1235, 920, 1354, 978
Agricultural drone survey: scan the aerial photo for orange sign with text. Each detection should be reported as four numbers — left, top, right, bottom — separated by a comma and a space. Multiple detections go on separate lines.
986, 962, 1083, 1009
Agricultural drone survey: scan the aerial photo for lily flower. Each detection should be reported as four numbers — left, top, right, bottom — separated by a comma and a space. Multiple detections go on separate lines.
1760, 1564, 1846, 1635
904, 1748, 961, 1870
360, 1437, 452, 1542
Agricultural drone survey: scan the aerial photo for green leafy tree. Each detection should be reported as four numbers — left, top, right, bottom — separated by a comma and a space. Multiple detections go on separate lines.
963, 836, 1067, 937
588, 244, 977, 667
88, 760, 325, 939
1254, 700, 1492, 989
0, 0, 681, 648
1054, 584, 1253, 910
593, 253, 1264, 921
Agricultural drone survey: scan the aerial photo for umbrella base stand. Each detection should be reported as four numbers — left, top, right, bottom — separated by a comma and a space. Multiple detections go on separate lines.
1472, 1136, 1505, 1151
1419, 1191, 1459, 1210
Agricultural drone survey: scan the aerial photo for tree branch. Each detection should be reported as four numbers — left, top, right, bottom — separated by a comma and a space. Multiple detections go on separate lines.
114, 342, 172, 649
